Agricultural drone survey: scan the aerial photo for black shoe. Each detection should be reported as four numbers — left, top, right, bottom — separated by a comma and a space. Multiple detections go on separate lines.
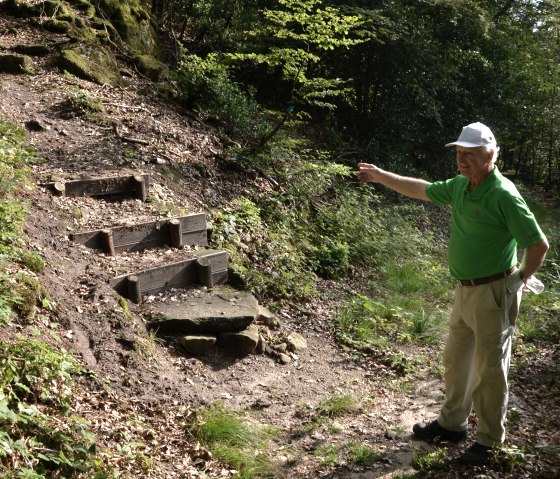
458, 442, 492, 465
412, 419, 467, 443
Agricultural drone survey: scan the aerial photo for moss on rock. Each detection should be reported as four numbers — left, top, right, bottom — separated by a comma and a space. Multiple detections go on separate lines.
134, 54, 169, 82
67, 0, 96, 17
0, 0, 36, 18
13, 44, 51, 57
90, 18, 119, 38
0, 54, 35, 74
42, 18, 73, 33
67, 26, 99, 43
40, 0, 73, 17
96, 0, 159, 56
57, 46, 123, 86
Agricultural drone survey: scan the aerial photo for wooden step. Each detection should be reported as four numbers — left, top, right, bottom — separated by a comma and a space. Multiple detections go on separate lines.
110, 249, 228, 304
43, 174, 149, 201
69, 213, 208, 255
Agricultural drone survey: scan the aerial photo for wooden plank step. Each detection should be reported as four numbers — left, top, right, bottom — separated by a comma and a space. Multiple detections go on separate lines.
69, 213, 208, 254
42, 174, 149, 201
110, 249, 228, 304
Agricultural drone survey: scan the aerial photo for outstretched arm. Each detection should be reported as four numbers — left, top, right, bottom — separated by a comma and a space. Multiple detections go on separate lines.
357, 163, 431, 201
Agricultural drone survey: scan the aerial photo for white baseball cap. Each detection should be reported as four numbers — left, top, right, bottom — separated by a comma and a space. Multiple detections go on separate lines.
445, 122, 497, 148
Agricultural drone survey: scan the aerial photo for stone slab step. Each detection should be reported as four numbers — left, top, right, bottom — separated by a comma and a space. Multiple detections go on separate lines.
149, 290, 259, 334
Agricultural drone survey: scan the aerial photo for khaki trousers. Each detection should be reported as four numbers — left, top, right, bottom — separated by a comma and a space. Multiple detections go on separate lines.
437, 270, 523, 447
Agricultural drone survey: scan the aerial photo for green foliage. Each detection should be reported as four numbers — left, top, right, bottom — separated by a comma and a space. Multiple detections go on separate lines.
497, 444, 532, 472
0, 120, 48, 325
0, 337, 81, 408
0, 400, 106, 478
308, 237, 349, 280
229, 0, 367, 110
0, 200, 26, 252
18, 251, 45, 273
0, 119, 119, 476
0, 120, 26, 144
9, 273, 48, 321
310, 187, 439, 268
0, 338, 113, 478
518, 289, 560, 342
174, 51, 268, 145
211, 197, 316, 300
516, 187, 560, 341
177, 0, 258, 51
188, 402, 280, 479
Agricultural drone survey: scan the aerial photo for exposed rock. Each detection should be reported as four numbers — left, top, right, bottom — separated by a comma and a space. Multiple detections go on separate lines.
250, 398, 272, 409
287, 331, 307, 352
149, 290, 259, 334
217, 324, 259, 355
178, 335, 217, 355
257, 304, 281, 329
95, 0, 159, 56
278, 353, 291, 364
0, 53, 34, 74
134, 54, 169, 82
57, 46, 123, 86
12, 44, 51, 56
255, 334, 267, 354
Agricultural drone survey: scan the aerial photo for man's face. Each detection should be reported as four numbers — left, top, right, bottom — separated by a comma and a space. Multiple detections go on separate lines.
455, 146, 493, 180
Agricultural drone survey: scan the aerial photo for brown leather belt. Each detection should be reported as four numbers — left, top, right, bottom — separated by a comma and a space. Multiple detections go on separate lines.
459, 267, 515, 287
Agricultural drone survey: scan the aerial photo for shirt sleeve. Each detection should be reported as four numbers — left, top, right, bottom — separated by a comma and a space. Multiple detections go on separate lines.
498, 192, 546, 248
425, 177, 455, 206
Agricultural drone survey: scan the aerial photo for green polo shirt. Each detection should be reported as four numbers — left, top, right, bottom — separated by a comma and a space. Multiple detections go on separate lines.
425, 168, 545, 280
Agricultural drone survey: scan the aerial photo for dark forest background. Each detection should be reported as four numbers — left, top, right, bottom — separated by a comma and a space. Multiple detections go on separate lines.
154, 0, 560, 187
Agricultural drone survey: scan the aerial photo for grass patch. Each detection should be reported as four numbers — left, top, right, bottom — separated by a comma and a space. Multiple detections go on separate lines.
316, 394, 358, 418
411, 447, 447, 471
347, 442, 384, 465
188, 402, 281, 479
313, 443, 339, 467
333, 294, 446, 375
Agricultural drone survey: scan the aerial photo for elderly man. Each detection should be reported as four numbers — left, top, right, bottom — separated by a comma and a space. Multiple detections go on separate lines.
357, 122, 549, 465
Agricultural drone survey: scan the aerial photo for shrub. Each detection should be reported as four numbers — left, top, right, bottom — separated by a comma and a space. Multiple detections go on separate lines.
211, 197, 317, 300
174, 52, 268, 145
308, 237, 349, 280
